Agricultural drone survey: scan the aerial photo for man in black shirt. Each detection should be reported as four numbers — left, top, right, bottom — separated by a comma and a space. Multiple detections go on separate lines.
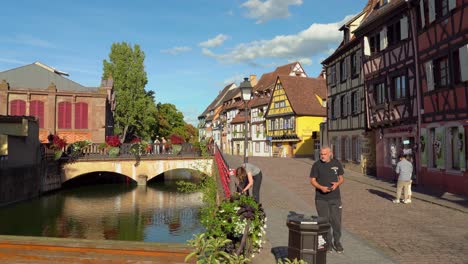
310, 146, 345, 253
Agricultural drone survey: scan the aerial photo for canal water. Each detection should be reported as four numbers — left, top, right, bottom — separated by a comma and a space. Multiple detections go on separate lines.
0, 171, 205, 243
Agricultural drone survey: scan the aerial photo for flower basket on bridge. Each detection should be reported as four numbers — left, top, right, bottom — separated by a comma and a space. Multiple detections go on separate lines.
170, 134, 185, 155
108, 147, 120, 158
48, 134, 67, 160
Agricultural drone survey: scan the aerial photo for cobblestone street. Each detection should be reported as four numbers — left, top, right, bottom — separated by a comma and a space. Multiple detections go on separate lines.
225, 155, 468, 264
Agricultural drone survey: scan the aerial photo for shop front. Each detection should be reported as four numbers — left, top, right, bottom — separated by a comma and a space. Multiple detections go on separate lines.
375, 125, 418, 182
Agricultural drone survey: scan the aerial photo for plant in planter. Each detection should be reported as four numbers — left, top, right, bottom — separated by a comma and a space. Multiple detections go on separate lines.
129, 138, 148, 164
69, 139, 92, 160
105, 135, 121, 157
170, 134, 185, 155
48, 134, 67, 160
188, 194, 266, 261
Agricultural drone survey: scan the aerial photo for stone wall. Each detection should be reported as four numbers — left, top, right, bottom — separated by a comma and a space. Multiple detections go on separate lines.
0, 165, 41, 207
0, 159, 62, 207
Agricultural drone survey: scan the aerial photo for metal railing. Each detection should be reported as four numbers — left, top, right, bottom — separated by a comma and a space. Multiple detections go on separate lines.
214, 144, 231, 198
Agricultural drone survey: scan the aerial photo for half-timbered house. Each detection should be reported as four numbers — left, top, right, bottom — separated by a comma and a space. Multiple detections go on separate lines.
354, 0, 420, 181
265, 76, 327, 158
414, 0, 467, 195
322, 3, 376, 174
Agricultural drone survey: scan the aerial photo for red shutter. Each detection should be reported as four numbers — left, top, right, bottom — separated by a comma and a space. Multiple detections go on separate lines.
30, 100, 45, 128
75, 103, 81, 129
10, 100, 26, 116
58, 102, 71, 129
82, 103, 88, 129
38, 101, 44, 128
75, 102, 89, 129
66, 102, 71, 129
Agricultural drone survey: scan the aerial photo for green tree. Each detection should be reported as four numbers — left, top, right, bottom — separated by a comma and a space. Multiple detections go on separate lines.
102, 42, 156, 141
156, 103, 185, 137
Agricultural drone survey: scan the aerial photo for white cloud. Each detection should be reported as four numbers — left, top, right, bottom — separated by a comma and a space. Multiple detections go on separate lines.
222, 74, 246, 86
202, 15, 354, 65
241, 0, 302, 24
199, 34, 230, 48
160, 46, 192, 55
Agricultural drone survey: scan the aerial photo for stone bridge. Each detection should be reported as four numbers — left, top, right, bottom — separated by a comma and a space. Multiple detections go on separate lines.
62, 157, 213, 185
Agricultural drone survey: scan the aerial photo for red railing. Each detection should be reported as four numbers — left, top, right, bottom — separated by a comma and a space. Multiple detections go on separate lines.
214, 144, 231, 198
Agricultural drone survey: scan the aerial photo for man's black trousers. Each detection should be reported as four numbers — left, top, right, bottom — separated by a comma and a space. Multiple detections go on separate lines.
315, 199, 342, 246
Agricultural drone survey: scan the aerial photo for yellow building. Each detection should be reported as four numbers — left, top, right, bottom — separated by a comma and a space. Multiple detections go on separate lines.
265, 75, 327, 157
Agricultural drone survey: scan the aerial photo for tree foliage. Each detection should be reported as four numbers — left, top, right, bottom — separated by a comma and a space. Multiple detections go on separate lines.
102, 42, 157, 141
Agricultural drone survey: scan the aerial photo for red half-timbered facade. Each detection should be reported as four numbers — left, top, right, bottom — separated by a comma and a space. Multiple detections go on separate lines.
355, 0, 420, 182
415, 0, 468, 195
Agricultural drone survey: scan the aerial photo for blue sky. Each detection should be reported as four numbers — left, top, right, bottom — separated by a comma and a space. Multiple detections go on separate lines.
0, 0, 367, 125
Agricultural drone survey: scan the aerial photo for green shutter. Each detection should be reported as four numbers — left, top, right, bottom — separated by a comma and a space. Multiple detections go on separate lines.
435, 127, 445, 169
420, 128, 427, 167
459, 126, 466, 172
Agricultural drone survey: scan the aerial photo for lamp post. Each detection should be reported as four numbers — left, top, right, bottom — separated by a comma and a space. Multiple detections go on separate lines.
239, 77, 253, 163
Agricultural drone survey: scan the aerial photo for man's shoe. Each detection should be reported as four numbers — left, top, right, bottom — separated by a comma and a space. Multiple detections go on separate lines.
403, 199, 412, 204
334, 242, 344, 253
392, 199, 400, 204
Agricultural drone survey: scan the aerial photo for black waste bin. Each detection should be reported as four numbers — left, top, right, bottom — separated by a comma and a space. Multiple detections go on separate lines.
287, 214, 330, 264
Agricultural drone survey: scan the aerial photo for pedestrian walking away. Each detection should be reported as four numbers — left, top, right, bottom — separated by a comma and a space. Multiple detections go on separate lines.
393, 154, 413, 204
235, 163, 263, 203
310, 146, 345, 253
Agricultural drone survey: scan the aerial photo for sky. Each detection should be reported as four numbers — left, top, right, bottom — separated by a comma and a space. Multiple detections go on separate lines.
0, 0, 368, 125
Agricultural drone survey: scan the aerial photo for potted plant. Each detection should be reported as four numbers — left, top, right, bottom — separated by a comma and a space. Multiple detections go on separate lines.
48, 134, 67, 160
105, 135, 121, 157
170, 134, 185, 155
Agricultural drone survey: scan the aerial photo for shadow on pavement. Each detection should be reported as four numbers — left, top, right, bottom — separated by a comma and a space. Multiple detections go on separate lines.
271, 246, 288, 262
367, 189, 394, 201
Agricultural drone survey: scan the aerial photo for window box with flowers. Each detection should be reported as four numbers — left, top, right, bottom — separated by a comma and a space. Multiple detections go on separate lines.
103, 135, 121, 157
48, 134, 67, 160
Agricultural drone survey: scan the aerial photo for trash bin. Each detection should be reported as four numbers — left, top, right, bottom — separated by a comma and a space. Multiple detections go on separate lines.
287, 213, 330, 264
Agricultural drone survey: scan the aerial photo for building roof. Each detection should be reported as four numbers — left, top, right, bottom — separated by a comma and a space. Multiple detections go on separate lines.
254, 62, 304, 92
0, 62, 100, 92
354, 0, 407, 36
199, 83, 237, 118
231, 110, 248, 124
277, 75, 327, 116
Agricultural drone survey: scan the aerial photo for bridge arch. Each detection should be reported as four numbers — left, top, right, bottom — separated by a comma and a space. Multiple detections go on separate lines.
62, 158, 213, 183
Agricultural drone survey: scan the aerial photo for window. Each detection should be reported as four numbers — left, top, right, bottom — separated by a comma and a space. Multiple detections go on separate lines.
340, 95, 347, 117
255, 142, 260, 153
351, 91, 358, 114
449, 127, 461, 170
58, 101, 72, 129
330, 65, 336, 85
352, 137, 361, 162
277, 83, 283, 90
331, 97, 336, 118
290, 116, 295, 130
274, 119, 279, 130
429, 128, 437, 168
369, 33, 380, 54
30, 100, 45, 128
436, 0, 449, 18
374, 82, 386, 105
434, 56, 449, 88
452, 49, 461, 84
351, 52, 358, 77
392, 75, 407, 100
264, 142, 270, 152
10, 99, 26, 116
274, 100, 286, 108
75, 102, 88, 129
340, 59, 347, 82
279, 118, 284, 129
387, 20, 401, 46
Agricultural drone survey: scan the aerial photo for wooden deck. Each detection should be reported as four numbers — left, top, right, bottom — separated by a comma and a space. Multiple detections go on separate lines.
0, 235, 194, 263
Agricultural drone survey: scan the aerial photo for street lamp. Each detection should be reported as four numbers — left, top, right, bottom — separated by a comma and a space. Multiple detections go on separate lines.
239, 77, 253, 163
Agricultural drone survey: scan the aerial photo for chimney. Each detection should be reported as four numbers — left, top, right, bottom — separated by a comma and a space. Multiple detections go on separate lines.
249, 74, 258, 87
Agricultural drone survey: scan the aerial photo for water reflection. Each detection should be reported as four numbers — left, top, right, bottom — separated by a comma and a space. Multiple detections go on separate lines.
0, 182, 204, 243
